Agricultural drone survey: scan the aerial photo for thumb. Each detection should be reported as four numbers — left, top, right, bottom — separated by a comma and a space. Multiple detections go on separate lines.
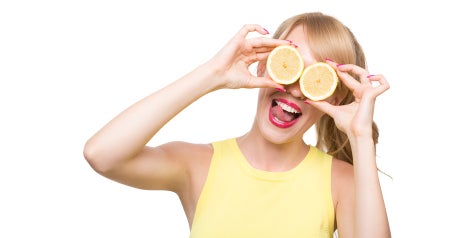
248, 76, 285, 90
305, 100, 337, 117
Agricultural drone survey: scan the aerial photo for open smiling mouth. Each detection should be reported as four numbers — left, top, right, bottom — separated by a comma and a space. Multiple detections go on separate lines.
269, 99, 302, 128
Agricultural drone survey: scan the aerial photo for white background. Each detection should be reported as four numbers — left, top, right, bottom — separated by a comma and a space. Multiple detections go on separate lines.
1, 0, 474, 237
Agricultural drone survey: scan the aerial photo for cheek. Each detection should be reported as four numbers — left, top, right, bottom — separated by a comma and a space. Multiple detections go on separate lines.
305, 107, 325, 123
257, 88, 269, 101
256, 89, 273, 110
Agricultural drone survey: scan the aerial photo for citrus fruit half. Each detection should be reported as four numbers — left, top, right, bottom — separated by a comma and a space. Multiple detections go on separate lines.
266, 45, 304, 85
299, 62, 338, 101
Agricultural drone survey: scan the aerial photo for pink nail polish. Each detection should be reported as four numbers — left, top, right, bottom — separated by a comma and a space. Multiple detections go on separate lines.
276, 88, 286, 92
325, 58, 334, 62
263, 28, 269, 34
337, 64, 344, 67
367, 74, 375, 78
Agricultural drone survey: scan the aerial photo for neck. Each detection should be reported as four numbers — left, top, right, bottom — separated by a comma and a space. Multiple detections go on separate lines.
236, 132, 309, 172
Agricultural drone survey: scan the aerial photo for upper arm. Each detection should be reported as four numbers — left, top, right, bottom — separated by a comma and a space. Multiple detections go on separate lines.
332, 158, 355, 237
95, 141, 212, 193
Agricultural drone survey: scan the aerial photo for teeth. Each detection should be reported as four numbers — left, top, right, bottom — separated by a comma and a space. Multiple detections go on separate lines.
276, 101, 299, 114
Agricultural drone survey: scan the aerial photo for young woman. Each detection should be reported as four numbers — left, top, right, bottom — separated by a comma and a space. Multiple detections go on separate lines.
84, 12, 391, 238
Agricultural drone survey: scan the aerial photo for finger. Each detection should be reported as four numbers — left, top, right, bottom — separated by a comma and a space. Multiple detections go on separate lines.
236, 24, 268, 38
324, 58, 338, 67
324, 59, 360, 91
245, 40, 293, 64
304, 99, 338, 118
253, 51, 271, 61
367, 74, 390, 96
247, 37, 291, 49
336, 63, 368, 77
230, 24, 269, 46
250, 46, 280, 55
247, 75, 284, 89
337, 63, 371, 84
243, 52, 269, 66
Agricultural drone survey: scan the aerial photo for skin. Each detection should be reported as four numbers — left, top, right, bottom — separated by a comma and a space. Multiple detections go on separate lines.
84, 24, 390, 237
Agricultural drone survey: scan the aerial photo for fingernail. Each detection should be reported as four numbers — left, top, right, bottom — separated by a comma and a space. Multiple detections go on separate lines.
263, 28, 269, 34
304, 100, 311, 104
367, 74, 375, 78
325, 58, 334, 62
286, 40, 293, 44
276, 88, 286, 92
337, 64, 344, 67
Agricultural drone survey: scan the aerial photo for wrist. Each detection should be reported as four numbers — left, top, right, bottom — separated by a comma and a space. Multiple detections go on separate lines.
348, 131, 373, 140
347, 131, 375, 149
347, 129, 373, 141
348, 134, 377, 166
192, 62, 225, 93
348, 134, 374, 145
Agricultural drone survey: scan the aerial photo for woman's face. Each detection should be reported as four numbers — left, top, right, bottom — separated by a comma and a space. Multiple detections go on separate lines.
254, 25, 333, 144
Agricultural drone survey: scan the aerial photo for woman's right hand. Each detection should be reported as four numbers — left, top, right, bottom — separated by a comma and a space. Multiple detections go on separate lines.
205, 24, 290, 90
83, 24, 290, 192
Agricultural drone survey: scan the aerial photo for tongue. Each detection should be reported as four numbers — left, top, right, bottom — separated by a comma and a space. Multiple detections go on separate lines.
272, 105, 295, 122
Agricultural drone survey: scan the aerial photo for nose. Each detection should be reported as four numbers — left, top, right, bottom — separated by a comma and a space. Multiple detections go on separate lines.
284, 81, 306, 100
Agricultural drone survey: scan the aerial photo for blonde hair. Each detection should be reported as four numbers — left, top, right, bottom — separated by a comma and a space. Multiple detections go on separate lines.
273, 12, 379, 165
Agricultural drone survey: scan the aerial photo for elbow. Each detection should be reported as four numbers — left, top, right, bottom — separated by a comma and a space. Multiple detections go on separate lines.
83, 140, 115, 175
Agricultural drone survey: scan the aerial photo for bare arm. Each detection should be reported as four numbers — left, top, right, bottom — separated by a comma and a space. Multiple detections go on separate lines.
84, 65, 218, 173
83, 64, 220, 191
83, 24, 287, 192
350, 135, 390, 237
309, 61, 391, 238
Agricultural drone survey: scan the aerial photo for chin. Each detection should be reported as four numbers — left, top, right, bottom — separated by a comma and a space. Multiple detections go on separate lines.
254, 117, 306, 145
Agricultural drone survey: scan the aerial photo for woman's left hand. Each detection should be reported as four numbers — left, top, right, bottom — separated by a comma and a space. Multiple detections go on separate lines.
306, 60, 390, 139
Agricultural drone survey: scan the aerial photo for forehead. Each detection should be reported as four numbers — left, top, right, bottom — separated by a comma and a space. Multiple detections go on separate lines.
284, 25, 317, 66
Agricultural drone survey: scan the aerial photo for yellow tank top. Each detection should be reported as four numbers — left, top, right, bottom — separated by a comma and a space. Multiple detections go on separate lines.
189, 138, 334, 238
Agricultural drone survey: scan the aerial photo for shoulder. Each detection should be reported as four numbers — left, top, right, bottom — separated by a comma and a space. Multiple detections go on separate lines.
331, 158, 354, 203
158, 141, 214, 166
159, 141, 213, 153
161, 141, 214, 175
331, 158, 353, 180
152, 141, 214, 192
